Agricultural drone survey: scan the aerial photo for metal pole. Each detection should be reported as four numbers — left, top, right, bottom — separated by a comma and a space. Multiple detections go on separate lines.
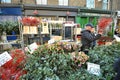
18, 17, 25, 52
38, 24, 43, 45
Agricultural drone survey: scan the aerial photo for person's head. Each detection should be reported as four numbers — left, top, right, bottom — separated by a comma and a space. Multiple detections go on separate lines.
85, 23, 94, 32
91, 27, 95, 33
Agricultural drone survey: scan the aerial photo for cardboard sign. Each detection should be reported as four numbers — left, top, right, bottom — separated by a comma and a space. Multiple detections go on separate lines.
0, 51, 12, 66
30, 27, 38, 34
87, 62, 101, 76
41, 22, 49, 34
23, 26, 38, 34
23, 26, 30, 34
28, 42, 38, 54
74, 28, 81, 34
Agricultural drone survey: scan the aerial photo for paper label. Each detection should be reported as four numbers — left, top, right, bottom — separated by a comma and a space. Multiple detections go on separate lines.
0, 51, 12, 66
28, 42, 38, 54
87, 62, 101, 76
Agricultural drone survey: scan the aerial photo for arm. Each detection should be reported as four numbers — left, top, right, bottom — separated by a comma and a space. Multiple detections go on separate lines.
82, 31, 101, 42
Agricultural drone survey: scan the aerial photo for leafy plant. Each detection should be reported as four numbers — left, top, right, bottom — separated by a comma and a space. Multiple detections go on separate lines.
0, 21, 19, 35
21, 44, 78, 80
87, 43, 120, 79
21, 42, 120, 80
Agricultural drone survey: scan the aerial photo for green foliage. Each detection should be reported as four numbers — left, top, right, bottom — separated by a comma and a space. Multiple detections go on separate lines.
21, 44, 77, 80
86, 43, 120, 79
107, 31, 113, 38
21, 43, 120, 80
0, 21, 19, 35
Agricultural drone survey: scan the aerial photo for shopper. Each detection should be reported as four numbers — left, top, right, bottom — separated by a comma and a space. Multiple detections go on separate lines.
114, 58, 120, 80
80, 23, 103, 54
91, 27, 97, 49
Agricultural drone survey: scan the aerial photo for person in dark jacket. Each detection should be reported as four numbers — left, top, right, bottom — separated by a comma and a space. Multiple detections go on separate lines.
80, 23, 103, 54
91, 27, 97, 49
114, 58, 120, 80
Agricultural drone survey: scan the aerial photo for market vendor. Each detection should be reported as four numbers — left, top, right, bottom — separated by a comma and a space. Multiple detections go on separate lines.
80, 23, 103, 54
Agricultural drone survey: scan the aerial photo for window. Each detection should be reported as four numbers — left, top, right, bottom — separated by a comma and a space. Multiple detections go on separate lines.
36, 0, 47, 5
1, 0, 11, 3
58, 0, 68, 6
102, 0, 108, 10
86, 0, 95, 8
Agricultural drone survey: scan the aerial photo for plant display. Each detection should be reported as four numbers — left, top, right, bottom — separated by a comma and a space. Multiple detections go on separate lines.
71, 52, 89, 66
1, 42, 120, 80
98, 18, 112, 32
0, 21, 19, 35
21, 44, 76, 80
62, 43, 120, 80
88, 43, 120, 79
21, 43, 89, 80
20, 17, 40, 26
0, 49, 26, 80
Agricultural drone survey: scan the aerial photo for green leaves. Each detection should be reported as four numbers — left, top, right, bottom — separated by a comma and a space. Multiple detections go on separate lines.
21, 42, 120, 80
0, 21, 19, 35
21, 44, 77, 80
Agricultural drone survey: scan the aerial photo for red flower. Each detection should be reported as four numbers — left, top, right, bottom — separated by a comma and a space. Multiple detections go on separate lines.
98, 18, 112, 31
21, 17, 40, 26
0, 49, 27, 80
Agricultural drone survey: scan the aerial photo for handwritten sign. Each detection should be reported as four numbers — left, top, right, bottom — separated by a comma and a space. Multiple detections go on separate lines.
87, 62, 101, 76
0, 51, 12, 66
28, 42, 38, 54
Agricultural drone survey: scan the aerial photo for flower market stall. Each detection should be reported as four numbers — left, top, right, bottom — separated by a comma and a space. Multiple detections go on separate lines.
18, 16, 41, 51
1, 15, 120, 80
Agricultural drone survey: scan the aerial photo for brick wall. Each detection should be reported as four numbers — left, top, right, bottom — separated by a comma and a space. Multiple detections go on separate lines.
12, 0, 20, 4
95, 0, 102, 9
69, 0, 86, 7
47, 0, 58, 5
11, 0, 112, 10
22, 0, 35, 4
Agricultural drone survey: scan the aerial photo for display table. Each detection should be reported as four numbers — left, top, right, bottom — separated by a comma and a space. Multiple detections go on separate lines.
0, 43, 11, 52
0, 40, 21, 52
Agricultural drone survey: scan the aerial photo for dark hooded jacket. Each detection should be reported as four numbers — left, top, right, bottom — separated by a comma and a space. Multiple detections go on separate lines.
81, 30, 101, 51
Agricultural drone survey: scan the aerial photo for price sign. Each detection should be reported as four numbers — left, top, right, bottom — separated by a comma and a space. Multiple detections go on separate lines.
87, 62, 101, 76
0, 51, 12, 66
28, 42, 38, 54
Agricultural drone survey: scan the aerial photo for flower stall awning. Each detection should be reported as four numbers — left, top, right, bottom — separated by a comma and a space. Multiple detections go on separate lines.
0, 7, 22, 15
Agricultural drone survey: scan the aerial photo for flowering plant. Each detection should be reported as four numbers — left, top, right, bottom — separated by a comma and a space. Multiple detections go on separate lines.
71, 52, 89, 67
21, 17, 40, 26
0, 49, 26, 80
98, 18, 112, 32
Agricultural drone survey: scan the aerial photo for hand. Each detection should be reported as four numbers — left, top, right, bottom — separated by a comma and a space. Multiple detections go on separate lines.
98, 29, 103, 35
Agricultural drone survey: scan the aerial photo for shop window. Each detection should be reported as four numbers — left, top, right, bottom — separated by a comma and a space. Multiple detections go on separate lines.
58, 0, 68, 6
86, 0, 95, 8
1, 0, 11, 3
36, 0, 47, 5
102, 0, 108, 10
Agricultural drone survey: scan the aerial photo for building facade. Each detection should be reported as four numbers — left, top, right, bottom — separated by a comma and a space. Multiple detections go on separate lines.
0, 0, 113, 26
